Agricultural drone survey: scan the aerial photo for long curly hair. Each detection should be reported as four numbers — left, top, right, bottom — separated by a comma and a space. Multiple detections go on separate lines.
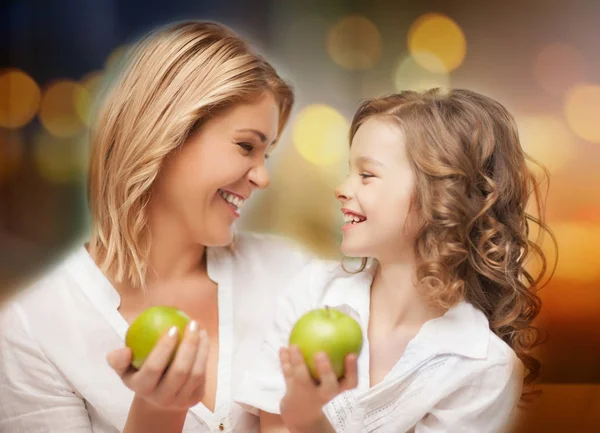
350, 88, 556, 399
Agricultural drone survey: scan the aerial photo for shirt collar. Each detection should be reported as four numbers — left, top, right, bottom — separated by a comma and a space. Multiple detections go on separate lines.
323, 262, 489, 360
418, 300, 490, 359
69, 244, 227, 310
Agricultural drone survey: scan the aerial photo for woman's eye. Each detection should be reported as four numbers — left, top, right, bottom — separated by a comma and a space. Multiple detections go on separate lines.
359, 173, 374, 179
237, 142, 254, 153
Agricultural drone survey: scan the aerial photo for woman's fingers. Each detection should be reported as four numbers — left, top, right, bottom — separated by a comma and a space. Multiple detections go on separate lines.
107, 347, 133, 377
155, 321, 201, 402
279, 347, 294, 388
179, 329, 210, 401
127, 326, 180, 395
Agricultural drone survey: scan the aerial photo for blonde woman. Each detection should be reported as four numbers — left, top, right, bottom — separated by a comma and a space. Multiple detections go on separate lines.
0, 21, 311, 433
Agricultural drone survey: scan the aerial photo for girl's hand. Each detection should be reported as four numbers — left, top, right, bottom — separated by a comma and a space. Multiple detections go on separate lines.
107, 321, 210, 411
279, 345, 358, 429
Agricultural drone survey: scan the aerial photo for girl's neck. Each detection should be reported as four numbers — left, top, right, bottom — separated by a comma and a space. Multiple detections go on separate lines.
370, 260, 446, 332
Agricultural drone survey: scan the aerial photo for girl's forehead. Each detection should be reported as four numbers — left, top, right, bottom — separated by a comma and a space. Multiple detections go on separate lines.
351, 118, 407, 157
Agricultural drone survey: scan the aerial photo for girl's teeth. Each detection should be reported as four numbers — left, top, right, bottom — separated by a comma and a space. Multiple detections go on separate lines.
344, 213, 365, 224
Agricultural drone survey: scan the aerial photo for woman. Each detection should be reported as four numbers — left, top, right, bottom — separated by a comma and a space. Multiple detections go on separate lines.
0, 21, 311, 433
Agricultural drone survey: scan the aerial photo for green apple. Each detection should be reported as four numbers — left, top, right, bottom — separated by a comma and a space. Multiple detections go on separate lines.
289, 307, 363, 381
125, 306, 191, 369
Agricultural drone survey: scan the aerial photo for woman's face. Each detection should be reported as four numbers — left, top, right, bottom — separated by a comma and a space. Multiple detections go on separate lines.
150, 92, 280, 246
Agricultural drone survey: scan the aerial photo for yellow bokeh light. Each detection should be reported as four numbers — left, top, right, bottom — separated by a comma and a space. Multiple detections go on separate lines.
564, 84, 600, 143
292, 105, 349, 166
75, 71, 104, 126
0, 130, 24, 184
326, 16, 382, 71
394, 55, 451, 92
0, 69, 41, 128
518, 115, 576, 174
33, 129, 88, 184
408, 13, 467, 73
39, 80, 88, 138
533, 43, 586, 96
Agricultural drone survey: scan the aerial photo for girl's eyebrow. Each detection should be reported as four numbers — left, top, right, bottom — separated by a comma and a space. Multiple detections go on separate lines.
356, 155, 386, 168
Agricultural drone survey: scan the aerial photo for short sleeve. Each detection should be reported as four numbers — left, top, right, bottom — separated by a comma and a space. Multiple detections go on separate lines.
414, 357, 524, 433
234, 263, 318, 415
0, 303, 93, 433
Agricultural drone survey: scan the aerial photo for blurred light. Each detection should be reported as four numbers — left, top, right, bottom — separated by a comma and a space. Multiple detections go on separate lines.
518, 115, 576, 174
407, 13, 466, 73
574, 205, 600, 224
0, 130, 24, 184
105, 44, 131, 72
292, 105, 349, 166
538, 223, 600, 283
361, 78, 395, 100
0, 69, 41, 128
39, 80, 87, 138
564, 84, 600, 143
326, 16, 382, 71
533, 43, 587, 97
281, 15, 328, 61
75, 71, 104, 126
268, 144, 344, 258
394, 55, 451, 92
33, 129, 88, 183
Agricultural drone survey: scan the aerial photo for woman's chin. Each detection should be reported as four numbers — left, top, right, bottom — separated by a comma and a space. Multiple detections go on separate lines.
193, 223, 235, 248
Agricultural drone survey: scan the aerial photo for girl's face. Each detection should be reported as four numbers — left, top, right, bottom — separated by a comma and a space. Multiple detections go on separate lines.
335, 117, 417, 263
150, 92, 280, 246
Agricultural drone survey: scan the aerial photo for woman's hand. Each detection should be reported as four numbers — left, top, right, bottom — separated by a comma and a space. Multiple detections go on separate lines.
107, 320, 210, 411
279, 345, 358, 430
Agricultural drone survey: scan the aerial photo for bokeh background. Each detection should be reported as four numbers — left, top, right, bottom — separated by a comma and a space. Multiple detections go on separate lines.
1, 0, 599, 431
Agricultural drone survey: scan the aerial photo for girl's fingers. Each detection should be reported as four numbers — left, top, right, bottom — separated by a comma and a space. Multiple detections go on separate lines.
289, 345, 314, 386
339, 353, 359, 392
314, 352, 339, 401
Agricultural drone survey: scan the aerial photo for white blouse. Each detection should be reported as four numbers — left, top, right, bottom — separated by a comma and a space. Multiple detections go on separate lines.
235, 260, 524, 433
0, 233, 312, 433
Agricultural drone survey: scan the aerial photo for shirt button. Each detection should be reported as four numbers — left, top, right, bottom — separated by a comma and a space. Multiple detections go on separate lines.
218, 422, 225, 431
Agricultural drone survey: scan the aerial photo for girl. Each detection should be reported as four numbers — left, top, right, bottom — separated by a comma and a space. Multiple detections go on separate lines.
0, 21, 312, 433
235, 88, 552, 432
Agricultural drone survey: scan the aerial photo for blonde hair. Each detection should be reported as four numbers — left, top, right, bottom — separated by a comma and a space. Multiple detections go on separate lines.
350, 88, 556, 400
88, 21, 294, 289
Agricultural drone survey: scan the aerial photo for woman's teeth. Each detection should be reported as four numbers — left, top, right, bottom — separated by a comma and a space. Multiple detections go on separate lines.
218, 189, 245, 210
343, 213, 366, 224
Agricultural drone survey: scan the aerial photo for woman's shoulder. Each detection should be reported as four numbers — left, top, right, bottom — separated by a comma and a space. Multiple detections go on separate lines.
224, 232, 315, 275
1, 247, 92, 318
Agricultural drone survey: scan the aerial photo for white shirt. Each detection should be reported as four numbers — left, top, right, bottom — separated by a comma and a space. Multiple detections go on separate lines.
235, 260, 524, 433
0, 233, 312, 433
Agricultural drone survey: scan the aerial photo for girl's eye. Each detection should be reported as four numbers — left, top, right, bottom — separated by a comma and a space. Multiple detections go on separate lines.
237, 142, 254, 153
359, 173, 374, 179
